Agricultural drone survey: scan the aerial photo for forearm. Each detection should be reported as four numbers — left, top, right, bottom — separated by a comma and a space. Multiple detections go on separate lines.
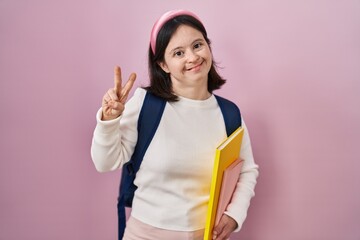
91, 108, 123, 172
224, 121, 259, 231
91, 88, 144, 173
224, 166, 258, 231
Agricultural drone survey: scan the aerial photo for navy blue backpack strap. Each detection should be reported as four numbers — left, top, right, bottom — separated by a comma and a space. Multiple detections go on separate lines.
117, 91, 166, 240
214, 95, 242, 136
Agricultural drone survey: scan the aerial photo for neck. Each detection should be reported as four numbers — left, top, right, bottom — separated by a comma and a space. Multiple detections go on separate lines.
173, 86, 211, 100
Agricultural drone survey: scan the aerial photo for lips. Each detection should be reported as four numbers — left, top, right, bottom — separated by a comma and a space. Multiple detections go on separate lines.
187, 62, 203, 71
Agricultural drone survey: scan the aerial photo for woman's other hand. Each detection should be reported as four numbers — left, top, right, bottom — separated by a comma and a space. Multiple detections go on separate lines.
212, 214, 237, 240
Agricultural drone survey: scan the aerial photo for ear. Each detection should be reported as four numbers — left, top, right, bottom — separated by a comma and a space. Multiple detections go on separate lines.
158, 61, 170, 73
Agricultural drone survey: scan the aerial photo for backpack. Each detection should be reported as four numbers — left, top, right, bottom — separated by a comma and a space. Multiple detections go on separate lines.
117, 91, 241, 239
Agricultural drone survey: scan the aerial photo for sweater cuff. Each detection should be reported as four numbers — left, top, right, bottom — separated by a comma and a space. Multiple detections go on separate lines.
94, 108, 122, 134
224, 189, 255, 232
223, 210, 246, 232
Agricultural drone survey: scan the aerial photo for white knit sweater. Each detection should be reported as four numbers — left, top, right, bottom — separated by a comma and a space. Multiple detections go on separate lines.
91, 88, 258, 232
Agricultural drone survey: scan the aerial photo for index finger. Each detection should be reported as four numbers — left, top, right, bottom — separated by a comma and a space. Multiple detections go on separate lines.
114, 66, 122, 95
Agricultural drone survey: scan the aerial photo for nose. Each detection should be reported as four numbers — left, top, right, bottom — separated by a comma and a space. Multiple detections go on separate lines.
186, 50, 200, 63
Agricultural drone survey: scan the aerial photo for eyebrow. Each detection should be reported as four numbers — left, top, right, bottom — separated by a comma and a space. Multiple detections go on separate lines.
169, 38, 205, 53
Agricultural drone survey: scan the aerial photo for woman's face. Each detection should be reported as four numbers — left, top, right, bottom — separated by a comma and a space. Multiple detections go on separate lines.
159, 25, 212, 91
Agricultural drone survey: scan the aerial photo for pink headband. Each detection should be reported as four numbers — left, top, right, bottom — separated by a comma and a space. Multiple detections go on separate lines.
150, 9, 202, 54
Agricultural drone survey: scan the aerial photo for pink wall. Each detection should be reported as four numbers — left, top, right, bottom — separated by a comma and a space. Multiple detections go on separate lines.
1, 1, 359, 239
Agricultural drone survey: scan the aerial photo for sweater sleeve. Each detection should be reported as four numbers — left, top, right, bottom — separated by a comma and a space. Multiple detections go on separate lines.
90, 88, 146, 172
224, 119, 259, 232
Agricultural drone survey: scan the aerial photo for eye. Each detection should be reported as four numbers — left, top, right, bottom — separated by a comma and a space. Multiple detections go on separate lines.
194, 42, 203, 49
173, 50, 184, 57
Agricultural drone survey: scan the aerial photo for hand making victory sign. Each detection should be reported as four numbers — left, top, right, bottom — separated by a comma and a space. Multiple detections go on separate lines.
101, 66, 136, 121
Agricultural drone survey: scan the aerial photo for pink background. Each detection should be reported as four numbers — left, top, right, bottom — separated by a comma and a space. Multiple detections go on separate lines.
1, 1, 359, 239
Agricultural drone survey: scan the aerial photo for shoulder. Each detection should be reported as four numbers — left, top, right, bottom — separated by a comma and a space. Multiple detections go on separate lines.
214, 94, 242, 134
214, 94, 237, 105
121, 87, 149, 118
133, 87, 147, 99
214, 94, 241, 113
127, 87, 147, 107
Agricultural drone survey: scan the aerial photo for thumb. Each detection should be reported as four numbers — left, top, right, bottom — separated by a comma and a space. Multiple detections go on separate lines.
212, 220, 226, 239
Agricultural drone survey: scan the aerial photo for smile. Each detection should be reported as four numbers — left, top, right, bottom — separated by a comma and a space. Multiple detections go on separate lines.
187, 62, 203, 71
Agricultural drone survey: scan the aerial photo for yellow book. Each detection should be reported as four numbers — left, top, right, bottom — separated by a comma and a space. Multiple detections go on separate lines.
203, 127, 244, 240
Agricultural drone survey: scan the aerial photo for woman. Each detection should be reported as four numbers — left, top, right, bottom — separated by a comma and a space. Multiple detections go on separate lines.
91, 9, 259, 240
